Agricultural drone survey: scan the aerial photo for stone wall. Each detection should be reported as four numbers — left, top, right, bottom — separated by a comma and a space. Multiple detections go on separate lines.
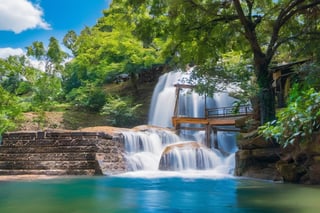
0, 130, 126, 176
235, 131, 320, 184
235, 131, 282, 181
275, 132, 320, 184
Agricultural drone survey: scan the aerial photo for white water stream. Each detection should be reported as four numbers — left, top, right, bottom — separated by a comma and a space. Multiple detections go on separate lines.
120, 70, 239, 177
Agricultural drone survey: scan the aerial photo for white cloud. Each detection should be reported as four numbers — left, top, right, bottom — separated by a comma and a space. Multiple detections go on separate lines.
0, 47, 46, 71
29, 58, 45, 71
0, 47, 24, 58
0, 0, 51, 33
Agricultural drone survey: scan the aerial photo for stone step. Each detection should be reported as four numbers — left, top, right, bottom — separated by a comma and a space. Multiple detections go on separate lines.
0, 160, 97, 170
2, 131, 112, 144
0, 153, 96, 161
0, 139, 120, 147
1, 139, 100, 147
0, 145, 98, 153
0, 169, 98, 176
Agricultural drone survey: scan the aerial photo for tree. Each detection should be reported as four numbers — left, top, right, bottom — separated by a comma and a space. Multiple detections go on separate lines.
62, 2, 165, 96
63, 30, 78, 56
259, 62, 320, 147
0, 86, 22, 135
26, 38, 67, 111
101, 95, 142, 127
123, 0, 320, 124
27, 37, 68, 76
0, 55, 37, 95
259, 86, 320, 147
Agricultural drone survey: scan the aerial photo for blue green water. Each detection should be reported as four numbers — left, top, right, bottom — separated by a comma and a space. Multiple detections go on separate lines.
1, 174, 320, 213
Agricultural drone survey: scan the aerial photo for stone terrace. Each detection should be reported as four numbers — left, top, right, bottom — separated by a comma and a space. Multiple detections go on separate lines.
0, 130, 126, 176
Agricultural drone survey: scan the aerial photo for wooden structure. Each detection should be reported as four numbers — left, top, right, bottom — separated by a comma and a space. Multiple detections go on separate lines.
172, 84, 252, 148
271, 59, 309, 107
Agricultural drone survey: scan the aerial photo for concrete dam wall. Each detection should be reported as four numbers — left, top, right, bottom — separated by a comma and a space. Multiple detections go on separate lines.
0, 130, 126, 176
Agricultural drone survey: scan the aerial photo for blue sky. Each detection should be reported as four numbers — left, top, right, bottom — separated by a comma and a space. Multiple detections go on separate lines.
0, 0, 110, 58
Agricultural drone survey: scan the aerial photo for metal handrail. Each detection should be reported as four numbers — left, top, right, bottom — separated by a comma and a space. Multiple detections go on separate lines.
206, 105, 252, 118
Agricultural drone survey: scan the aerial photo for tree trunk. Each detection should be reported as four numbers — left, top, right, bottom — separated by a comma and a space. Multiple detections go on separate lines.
232, 0, 276, 123
130, 72, 139, 95
255, 57, 276, 124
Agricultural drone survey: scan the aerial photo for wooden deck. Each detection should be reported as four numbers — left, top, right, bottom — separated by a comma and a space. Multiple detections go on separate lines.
172, 83, 253, 148
171, 105, 253, 148
172, 105, 252, 129
172, 116, 237, 128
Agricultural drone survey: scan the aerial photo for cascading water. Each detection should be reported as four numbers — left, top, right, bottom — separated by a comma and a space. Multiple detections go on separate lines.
120, 69, 239, 176
122, 128, 180, 171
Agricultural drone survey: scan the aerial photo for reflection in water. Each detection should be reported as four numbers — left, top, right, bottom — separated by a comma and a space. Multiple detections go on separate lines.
237, 180, 320, 213
1, 176, 320, 213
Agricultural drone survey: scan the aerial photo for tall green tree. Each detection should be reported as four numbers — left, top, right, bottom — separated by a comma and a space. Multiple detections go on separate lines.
27, 37, 68, 76
63, 30, 78, 56
0, 55, 39, 96
123, 0, 320, 124
63, 2, 165, 96
26, 38, 67, 110
0, 86, 22, 135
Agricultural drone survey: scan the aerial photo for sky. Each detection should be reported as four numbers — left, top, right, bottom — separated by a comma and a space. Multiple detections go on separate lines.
0, 0, 111, 58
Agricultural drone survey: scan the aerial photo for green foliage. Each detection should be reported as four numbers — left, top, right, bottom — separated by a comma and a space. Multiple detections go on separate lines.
0, 86, 22, 135
62, 1, 165, 98
63, 30, 78, 56
32, 107, 47, 129
27, 38, 68, 76
259, 87, 320, 147
16, 81, 32, 95
32, 74, 63, 110
101, 95, 142, 127
66, 83, 106, 112
295, 62, 320, 91
123, 0, 320, 123
0, 56, 37, 95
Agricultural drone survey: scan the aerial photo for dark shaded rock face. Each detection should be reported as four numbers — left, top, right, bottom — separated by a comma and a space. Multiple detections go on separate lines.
235, 131, 282, 181
275, 132, 320, 184
0, 130, 126, 176
235, 131, 320, 184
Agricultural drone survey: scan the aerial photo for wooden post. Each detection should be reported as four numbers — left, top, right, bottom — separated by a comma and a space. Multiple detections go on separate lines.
213, 127, 218, 149
205, 124, 211, 148
173, 86, 180, 117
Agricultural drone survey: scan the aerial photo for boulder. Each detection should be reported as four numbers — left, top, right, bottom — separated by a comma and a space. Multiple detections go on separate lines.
235, 131, 282, 181
237, 131, 279, 150
158, 142, 217, 171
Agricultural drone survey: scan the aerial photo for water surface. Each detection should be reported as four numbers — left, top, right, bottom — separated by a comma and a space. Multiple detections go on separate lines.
1, 173, 319, 213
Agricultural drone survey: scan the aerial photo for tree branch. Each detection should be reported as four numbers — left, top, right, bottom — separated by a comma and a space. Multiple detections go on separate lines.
184, 0, 210, 13
187, 15, 239, 31
266, 0, 320, 62
232, 0, 264, 58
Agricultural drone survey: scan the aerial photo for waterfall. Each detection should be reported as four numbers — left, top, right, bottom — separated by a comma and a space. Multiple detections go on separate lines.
120, 70, 239, 176
148, 71, 181, 128
122, 128, 180, 171
158, 142, 224, 170
148, 70, 238, 128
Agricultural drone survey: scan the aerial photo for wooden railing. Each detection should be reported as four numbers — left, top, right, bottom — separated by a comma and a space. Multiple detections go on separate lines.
206, 105, 252, 118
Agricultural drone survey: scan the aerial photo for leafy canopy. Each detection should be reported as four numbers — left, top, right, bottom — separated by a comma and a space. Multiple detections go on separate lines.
122, 0, 320, 123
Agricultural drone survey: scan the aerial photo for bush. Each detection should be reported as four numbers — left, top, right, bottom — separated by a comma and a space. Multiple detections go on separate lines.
101, 95, 142, 127
66, 83, 106, 112
259, 86, 320, 147
0, 87, 22, 135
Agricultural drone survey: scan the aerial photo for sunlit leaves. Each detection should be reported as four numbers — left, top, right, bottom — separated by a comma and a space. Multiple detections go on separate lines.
259, 86, 320, 147
65, 0, 165, 92
101, 95, 142, 127
0, 86, 22, 135
26, 38, 68, 76
63, 30, 78, 56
